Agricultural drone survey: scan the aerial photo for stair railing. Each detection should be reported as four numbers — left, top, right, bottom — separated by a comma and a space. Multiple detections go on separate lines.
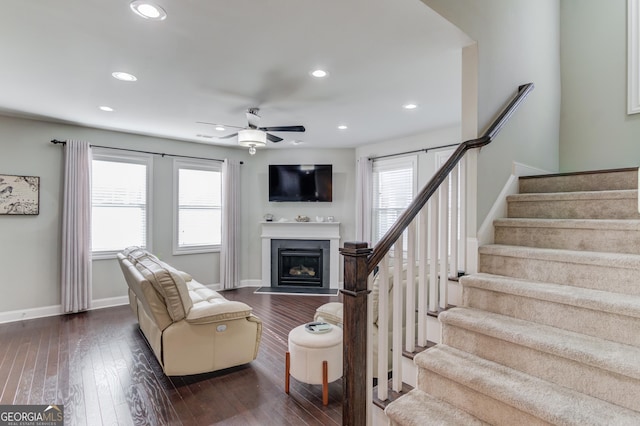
340, 83, 535, 426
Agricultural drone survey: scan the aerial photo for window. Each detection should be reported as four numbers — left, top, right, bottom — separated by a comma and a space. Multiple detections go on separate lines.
91, 150, 152, 257
173, 159, 222, 254
630, 0, 640, 114
371, 156, 417, 244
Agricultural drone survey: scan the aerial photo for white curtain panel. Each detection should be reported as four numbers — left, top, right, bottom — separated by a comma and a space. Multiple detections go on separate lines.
355, 156, 373, 244
61, 140, 92, 313
220, 159, 240, 289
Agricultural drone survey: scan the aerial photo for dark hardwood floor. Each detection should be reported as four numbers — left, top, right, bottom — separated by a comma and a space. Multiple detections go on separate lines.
0, 287, 343, 425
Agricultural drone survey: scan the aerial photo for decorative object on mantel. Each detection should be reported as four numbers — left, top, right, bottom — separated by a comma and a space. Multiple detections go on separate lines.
295, 215, 310, 222
327, 216, 335, 222
315, 216, 324, 222
0, 174, 40, 215
264, 213, 274, 222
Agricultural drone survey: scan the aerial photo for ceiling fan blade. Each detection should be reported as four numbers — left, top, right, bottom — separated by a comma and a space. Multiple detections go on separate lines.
196, 121, 245, 130
260, 125, 305, 132
266, 133, 284, 143
218, 132, 238, 139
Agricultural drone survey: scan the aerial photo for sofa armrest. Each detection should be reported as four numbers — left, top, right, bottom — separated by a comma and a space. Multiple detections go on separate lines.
185, 300, 253, 324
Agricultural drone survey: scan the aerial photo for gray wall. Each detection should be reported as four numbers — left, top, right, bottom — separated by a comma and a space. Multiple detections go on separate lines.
559, 0, 640, 171
0, 115, 356, 314
421, 0, 562, 224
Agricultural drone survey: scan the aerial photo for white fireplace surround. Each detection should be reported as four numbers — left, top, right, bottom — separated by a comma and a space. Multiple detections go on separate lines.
261, 221, 341, 289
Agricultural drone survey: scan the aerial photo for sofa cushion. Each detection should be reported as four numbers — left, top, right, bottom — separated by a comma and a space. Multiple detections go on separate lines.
134, 256, 193, 322
176, 270, 193, 282
314, 302, 344, 327
122, 246, 157, 263
185, 281, 252, 324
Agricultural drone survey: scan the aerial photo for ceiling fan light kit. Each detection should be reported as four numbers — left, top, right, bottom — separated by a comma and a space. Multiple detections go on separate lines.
200, 107, 305, 154
238, 129, 267, 155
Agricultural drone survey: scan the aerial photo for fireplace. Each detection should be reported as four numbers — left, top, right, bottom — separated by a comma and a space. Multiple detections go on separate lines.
271, 239, 330, 288
261, 221, 340, 289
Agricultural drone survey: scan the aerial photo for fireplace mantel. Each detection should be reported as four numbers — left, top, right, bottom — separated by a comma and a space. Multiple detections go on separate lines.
261, 221, 341, 289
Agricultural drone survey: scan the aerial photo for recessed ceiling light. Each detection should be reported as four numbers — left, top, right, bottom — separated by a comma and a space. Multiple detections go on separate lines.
99, 106, 114, 112
215, 126, 225, 131
337, 125, 348, 130
311, 69, 328, 78
112, 71, 137, 82
403, 103, 418, 110
130, 1, 167, 20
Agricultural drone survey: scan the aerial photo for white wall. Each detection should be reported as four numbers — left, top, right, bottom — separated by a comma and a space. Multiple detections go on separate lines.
0, 115, 357, 314
559, 0, 640, 171
0, 115, 246, 314
356, 125, 461, 188
420, 0, 561, 224
241, 148, 357, 284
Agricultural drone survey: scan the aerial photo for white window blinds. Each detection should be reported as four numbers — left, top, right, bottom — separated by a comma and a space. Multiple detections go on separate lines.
372, 156, 417, 244
174, 160, 222, 253
91, 152, 151, 254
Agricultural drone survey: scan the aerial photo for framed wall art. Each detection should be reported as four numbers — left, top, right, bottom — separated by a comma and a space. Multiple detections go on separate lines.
0, 174, 40, 215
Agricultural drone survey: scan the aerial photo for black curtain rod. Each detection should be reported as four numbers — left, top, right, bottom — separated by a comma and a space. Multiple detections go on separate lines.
369, 142, 461, 161
50, 139, 242, 164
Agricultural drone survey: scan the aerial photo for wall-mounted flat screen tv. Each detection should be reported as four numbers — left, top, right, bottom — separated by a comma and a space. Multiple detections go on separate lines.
269, 164, 333, 202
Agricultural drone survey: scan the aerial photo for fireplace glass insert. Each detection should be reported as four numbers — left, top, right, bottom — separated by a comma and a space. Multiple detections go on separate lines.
278, 248, 323, 287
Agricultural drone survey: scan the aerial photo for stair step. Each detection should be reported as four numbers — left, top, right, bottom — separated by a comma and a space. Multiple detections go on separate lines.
519, 167, 638, 193
507, 189, 640, 219
493, 218, 640, 255
373, 380, 413, 411
440, 307, 640, 411
460, 273, 640, 346
479, 244, 640, 295
414, 345, 640, 425
385, 388, 489, 426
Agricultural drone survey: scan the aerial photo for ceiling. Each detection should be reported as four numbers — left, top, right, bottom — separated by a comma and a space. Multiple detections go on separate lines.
0, 0, 472, 150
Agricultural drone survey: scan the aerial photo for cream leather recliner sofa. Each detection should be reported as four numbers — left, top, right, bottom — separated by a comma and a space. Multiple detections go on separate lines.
117, 246, 262, 376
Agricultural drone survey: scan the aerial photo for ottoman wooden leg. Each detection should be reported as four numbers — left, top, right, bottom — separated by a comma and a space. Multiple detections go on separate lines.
322, 360, 328, 405
285, 351, 291, 394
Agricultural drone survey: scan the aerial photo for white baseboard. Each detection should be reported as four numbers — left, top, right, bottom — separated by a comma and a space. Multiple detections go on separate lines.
0, 305, 63, 324
477, 174, 519, 247
240, 279, 261, 288
513, 161, 551, 177
0, 295, 130, 325
477, 161, 553, 248
91, 295, 129, 310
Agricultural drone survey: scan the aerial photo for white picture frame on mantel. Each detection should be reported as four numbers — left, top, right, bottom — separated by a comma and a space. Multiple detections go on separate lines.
629, 0, 640, 114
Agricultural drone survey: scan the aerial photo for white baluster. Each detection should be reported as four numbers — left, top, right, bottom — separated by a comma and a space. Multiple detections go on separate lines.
428, 198, 439, 313
377, 256, 389, 401
418, 206, 429, 347
439, 179, 449, 310
450, 164, 459, 278
392, 236, 403, 392
459, 154, 467, 273
406, 221, 416, 353
366, 272, 374, 424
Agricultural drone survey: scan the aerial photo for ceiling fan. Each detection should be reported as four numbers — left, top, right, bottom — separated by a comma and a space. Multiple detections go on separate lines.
198, 108, 305, 155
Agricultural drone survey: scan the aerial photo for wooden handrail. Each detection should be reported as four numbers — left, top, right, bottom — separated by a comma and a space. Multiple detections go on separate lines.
340, 83, 534, 426
366, 82, 534, 273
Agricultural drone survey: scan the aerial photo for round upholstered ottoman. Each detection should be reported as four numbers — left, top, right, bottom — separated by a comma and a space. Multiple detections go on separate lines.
285, 323, 343, 405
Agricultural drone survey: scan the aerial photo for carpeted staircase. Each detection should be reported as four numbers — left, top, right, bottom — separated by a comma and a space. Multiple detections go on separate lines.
385, 168, 640, 425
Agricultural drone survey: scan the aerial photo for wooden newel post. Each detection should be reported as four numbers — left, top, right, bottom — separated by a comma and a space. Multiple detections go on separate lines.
340, 241, 372, 426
